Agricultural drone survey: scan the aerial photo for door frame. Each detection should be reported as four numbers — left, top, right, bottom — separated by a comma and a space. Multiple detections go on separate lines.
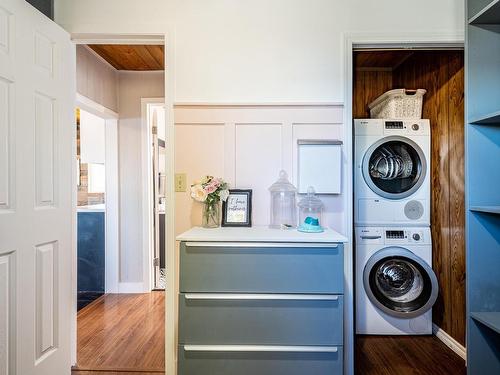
76, 93, 120, 295
71, 33, 176, 375
344, 32, 465, 374
141, 97, 166, 292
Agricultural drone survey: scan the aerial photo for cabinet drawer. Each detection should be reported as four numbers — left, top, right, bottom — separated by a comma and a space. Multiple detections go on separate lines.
179, 293, 343, 346
178, 345, 343, 375
180, 242, 343, 293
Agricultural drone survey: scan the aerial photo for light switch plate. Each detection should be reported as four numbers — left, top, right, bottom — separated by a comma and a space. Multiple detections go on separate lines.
175, 173, 187, 192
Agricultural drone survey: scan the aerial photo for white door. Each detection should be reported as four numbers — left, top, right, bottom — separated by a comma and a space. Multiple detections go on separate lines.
0, 1, 75, 374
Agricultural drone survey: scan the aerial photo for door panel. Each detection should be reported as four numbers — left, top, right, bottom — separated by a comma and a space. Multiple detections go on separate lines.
0, 1, 74, 374
0, 77, 13, 209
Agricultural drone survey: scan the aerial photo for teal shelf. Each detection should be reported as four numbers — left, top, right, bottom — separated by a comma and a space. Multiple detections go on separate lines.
470, 110, 500, 125
471, 312, 500, 334
470, 206, 500, 214
469, 0, 500, 24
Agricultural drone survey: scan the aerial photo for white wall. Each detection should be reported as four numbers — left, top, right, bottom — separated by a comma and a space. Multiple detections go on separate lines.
118, 71, 164, 284
76, 45, 118, 112
58, 0, 464, 103
79, 109, 105, 164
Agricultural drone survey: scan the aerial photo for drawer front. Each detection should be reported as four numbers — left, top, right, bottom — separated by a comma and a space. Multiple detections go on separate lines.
180, 242, 344, 293
179, 294, 343, 346
178, 345, 343, 375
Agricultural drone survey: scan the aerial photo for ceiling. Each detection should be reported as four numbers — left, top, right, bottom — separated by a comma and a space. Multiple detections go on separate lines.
354, 50, 414, 70
88, 44, 165, 71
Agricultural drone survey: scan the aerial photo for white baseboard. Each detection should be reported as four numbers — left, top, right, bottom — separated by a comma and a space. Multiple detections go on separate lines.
433, 323, 466, 360
118, 282, 148, 293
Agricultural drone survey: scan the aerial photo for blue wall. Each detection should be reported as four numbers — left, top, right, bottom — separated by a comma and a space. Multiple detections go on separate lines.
77, 212, 105, 310
25, 0, 53, 19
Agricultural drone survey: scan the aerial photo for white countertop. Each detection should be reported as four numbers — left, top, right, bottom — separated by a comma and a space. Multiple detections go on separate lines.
77, 204, 106, 213
176, 226, 348, 243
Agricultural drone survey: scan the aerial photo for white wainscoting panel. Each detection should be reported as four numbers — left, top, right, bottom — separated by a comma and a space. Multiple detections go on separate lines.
35, 241, 57, 361
0, 77, 12, 210
235, 123, 283, 226
292, 123, 344, 230
34, 92, 55, 207
0, 251, 13, 375
174, 104, 346, 235
34, 33, 53, 76
175, 123, 226, 235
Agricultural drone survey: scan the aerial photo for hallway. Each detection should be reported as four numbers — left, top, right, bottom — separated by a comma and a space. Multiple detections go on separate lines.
72, 292, 165, 373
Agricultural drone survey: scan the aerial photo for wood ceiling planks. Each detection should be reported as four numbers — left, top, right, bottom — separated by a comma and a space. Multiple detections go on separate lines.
88, 44, 165, 71
354, 50, 414, 70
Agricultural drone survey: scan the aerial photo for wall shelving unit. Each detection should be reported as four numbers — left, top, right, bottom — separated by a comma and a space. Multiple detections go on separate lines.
466, 1, 500, 374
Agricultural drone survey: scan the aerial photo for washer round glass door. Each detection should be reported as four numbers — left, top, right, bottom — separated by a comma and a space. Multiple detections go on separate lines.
362, 136, 426, 199
363, 247, 438, 318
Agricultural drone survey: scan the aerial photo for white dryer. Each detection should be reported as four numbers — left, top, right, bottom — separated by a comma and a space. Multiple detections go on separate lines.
355, 226, 438, 335
354, 119, 430, 226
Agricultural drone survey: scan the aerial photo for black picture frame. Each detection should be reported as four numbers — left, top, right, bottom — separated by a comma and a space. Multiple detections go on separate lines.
221, 189, 252, 227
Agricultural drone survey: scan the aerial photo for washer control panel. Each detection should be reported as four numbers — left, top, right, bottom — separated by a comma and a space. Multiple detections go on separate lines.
356, 227, 431, 245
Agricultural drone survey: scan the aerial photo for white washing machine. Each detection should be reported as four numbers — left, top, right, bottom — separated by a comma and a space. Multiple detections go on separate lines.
355, 226, 438, 335
354, 119, 431, 226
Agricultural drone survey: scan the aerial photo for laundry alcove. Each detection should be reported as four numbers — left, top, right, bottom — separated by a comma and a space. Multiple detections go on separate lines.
352, 49, 466, 345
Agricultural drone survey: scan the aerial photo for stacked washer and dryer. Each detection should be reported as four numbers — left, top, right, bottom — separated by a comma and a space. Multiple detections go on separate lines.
354, 118, 438, 335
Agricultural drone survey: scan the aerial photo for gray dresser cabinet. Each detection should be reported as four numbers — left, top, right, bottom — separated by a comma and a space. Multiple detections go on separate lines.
177, 233, 345, 375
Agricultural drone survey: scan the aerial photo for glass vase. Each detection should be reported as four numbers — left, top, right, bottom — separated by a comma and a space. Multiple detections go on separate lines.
202, 200, 220, 228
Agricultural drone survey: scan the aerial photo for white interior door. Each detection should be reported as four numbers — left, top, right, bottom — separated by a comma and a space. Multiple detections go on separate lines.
0, 1, 75, 374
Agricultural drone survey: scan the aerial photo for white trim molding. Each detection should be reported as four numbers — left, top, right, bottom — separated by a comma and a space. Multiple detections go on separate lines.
118, 282, 148, 294
433, 324, 466, 360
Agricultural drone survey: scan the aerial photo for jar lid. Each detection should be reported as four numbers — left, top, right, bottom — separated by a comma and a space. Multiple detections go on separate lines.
268, 170, 297, 192
298, 186, 324, 209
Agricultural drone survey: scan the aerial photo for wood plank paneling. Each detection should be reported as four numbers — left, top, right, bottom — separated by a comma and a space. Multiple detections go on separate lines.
353, 50, 465, 345
352, 69, 392, 118
88, 45, 164, 71
393, 51, 465, 345
447, 53, 466, 344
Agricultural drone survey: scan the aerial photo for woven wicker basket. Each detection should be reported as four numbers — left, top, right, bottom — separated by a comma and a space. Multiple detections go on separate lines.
368, 89, 426, 119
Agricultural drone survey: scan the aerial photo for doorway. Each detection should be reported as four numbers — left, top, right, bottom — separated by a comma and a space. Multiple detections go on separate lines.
73, 41, 167, 373
351, 47, 466, 372
143, 99, 167, 290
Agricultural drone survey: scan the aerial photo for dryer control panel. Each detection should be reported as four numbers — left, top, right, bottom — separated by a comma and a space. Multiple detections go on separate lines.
354, 119, 430, 136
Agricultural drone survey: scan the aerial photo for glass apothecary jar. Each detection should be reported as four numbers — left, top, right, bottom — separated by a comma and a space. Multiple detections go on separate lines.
269, 170, 297, 229
297, 186, 324, 233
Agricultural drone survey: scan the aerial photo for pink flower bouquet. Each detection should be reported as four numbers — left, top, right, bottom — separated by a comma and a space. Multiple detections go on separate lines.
190, 176, 229, 205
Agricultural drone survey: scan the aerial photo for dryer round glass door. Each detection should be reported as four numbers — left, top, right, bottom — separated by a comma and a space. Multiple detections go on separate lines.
362, 136, 427, 199
363, 247, 438, 319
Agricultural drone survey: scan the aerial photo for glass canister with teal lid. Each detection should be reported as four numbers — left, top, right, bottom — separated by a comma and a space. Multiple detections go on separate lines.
297, 186, 324, 233
269, 170, 297, 229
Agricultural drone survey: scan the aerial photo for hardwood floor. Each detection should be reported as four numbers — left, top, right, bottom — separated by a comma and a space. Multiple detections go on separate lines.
73, 293, 466, 375
356, 335, 466, 375
73, 292, 165, 373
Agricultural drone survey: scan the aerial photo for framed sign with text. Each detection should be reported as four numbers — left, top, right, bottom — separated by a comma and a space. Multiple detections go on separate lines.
221, 189, 252, 227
